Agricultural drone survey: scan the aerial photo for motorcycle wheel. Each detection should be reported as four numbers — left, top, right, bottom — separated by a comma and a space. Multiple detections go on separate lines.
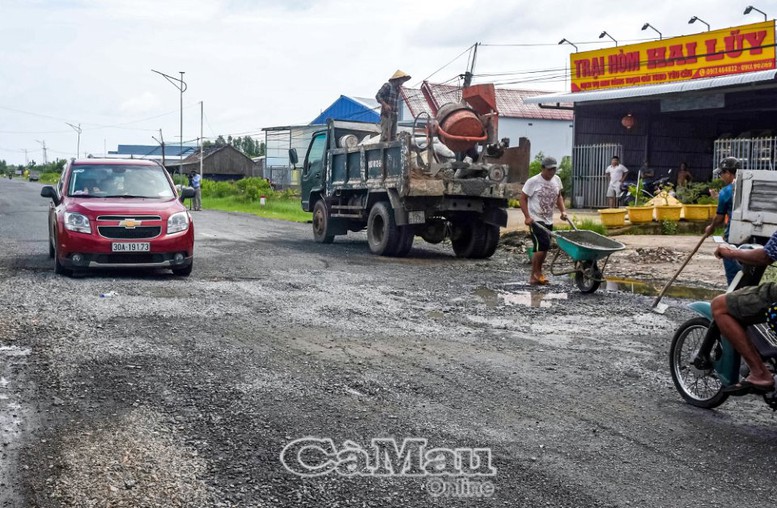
669, 317, 729, 409
574, 260, 601, 293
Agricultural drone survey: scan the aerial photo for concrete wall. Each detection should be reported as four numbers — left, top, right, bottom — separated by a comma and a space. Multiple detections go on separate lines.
497, 118, 574, 161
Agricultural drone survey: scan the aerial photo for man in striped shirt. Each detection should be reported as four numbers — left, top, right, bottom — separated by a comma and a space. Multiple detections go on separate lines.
376, 70, 411, 142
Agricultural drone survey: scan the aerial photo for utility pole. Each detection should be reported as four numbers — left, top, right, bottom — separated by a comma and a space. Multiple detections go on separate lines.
23, 149, 28, 165
34, 140, 48, 164
462, 42, 479, 88
151, 69, 187, 177
152, 129, 166, 167
200, 101, 204, 179
66, 122, 82, 158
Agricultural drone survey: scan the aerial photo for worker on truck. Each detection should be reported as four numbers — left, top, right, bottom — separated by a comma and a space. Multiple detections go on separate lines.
376, 70, 411, 142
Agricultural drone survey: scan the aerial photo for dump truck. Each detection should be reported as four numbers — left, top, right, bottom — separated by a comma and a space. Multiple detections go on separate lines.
290, 84, 510, 258
729, 169, 777, 243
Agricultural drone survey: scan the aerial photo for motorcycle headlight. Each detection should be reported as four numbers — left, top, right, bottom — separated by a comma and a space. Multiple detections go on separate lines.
167, 211, 189, 234
64, 212, 91, 234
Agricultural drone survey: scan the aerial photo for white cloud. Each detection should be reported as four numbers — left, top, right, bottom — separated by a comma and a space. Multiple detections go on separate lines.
0, 0, 763, 163
118, 92, 163, 116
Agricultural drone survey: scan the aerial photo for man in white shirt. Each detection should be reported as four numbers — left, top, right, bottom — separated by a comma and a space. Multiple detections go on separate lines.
605, 155, 628, 208
519, 156, 567, 285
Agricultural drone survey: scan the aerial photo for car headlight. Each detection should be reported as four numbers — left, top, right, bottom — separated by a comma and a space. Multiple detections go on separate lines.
64, 212, 91, 234
167, 211, 189, 234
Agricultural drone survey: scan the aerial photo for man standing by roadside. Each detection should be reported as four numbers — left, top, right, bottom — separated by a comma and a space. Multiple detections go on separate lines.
519, 156, 568, 285
376, 70, 411, 142
190, 170, 202, 211
605, 155, 628, 208
704, 156, 740, 284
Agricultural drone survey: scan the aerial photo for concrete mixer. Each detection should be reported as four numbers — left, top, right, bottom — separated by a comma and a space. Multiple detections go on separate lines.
293, 83, 510, 259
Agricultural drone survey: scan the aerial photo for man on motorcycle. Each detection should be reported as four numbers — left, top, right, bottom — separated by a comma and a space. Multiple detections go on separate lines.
712, 231, 777, 395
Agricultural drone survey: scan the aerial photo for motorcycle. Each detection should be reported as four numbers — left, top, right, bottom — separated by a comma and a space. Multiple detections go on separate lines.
669, 244, 777, 410
617, 169, 673, 207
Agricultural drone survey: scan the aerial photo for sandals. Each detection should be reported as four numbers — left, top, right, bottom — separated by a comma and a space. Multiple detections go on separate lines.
722, 380, 775, 396
529, 274, 549, 286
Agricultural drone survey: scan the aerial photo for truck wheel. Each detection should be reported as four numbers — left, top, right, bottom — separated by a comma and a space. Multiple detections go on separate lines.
451, 219, 486, 258
479, 224, 501, 259
312, 200, 335, 244
367, 202, 400, 256
395, 226, 414, 257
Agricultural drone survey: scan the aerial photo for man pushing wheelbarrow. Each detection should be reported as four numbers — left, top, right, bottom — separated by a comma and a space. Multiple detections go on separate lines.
519, 156, 568, 286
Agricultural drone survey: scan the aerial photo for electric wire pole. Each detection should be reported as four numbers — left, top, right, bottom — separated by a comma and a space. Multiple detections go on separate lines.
151, 69, 187, 177
66, 122, 82, 158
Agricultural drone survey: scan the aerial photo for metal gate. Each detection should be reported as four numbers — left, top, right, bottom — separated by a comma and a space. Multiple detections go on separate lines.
714, 137, 776, 171
571, 143, 622, 208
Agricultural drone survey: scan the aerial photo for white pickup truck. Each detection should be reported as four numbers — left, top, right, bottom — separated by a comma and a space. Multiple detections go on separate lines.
729, 170, 777, 243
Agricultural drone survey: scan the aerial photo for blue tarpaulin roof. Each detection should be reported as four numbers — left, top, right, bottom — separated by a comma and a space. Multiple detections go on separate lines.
311, 95, 380, 125
109, 144, 199, 157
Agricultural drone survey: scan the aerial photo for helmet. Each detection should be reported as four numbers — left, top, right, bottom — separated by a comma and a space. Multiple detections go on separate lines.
719, 157, 741, 172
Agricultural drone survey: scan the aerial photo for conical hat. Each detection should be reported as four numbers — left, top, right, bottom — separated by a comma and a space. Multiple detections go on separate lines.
390, 69, 411, 81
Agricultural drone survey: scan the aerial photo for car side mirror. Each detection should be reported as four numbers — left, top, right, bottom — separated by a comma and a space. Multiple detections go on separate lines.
40, 185, 59, 205
289, 148, 298, 166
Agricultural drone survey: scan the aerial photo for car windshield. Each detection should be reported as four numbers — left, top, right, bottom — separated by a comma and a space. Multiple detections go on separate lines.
67, 164, 175, 199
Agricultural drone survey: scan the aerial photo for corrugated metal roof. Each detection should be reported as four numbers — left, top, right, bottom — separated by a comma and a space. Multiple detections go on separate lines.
402, 83, 573, 121
311, 95, 380, 125
525, 69, 777, 104
111, 144, 198, 157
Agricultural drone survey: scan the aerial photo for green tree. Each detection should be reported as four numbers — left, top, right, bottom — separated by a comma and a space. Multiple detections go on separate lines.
528, 152, 572, 196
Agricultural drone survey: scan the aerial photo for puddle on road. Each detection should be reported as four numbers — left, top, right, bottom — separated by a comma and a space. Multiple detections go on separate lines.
476, 287, 568, 308
474, 277, 720, 309
0, 346, 31, 357
605, 278, 723, 300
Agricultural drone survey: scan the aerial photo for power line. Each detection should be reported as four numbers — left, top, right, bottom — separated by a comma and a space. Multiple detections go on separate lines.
413, 44, 475, 87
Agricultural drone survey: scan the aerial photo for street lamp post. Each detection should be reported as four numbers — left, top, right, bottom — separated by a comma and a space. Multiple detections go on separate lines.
744, 5, 768, 21
558, 38, 579, 52
66, 122, 81, 158
151, 69, 187, 178
599, 31, 618, 46
641, 22, 663, 40
688, 16, 711, 31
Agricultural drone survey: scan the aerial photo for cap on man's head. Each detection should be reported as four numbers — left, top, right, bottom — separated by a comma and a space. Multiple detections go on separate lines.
719, 156, 740, 173
390, 69, 412, 82
542, 156, 558, 169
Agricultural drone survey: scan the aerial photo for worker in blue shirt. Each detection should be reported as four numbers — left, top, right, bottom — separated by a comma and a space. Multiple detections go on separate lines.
704, 157, 740, 284
190, 171, 202, 211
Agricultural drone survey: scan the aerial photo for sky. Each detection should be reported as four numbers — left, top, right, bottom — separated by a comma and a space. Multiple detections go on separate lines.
0, 0, 767, 165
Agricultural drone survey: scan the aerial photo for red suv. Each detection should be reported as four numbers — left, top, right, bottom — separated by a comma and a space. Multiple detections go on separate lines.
41, 158, 195, 276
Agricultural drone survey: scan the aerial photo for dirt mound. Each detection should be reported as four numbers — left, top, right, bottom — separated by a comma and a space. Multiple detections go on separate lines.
625, 247, 682, 264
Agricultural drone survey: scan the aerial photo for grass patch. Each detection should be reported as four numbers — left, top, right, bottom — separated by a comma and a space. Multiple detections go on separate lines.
557, 216, 608, 236
201, 196, 311, 223
39, 172, 60, 184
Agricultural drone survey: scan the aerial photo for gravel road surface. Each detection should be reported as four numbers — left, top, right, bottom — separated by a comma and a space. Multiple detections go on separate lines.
2, 178, 777, 507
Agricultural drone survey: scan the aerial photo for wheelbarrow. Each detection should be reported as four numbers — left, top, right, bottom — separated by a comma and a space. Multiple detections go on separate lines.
534, 220, 625, 293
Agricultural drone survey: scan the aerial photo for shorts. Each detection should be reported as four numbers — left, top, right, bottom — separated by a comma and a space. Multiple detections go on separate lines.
725, 282, 777, 325
606, 182, 621, 198
530, 222, 552, 253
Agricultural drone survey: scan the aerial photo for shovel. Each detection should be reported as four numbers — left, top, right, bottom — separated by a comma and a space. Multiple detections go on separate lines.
651, 232, 711, 314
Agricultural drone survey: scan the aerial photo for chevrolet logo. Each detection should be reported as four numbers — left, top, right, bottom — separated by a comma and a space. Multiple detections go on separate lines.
119, 219, 141, 229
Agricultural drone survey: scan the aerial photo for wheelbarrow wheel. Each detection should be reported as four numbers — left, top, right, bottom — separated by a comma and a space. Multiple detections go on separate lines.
575, 260, 602, 293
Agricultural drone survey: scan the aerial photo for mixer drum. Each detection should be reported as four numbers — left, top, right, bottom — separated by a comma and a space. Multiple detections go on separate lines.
435, 102, 486, 153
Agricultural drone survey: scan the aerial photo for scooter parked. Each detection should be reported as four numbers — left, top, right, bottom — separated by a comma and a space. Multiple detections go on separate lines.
669, 244, 777, 410
618, 168, 674, 206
